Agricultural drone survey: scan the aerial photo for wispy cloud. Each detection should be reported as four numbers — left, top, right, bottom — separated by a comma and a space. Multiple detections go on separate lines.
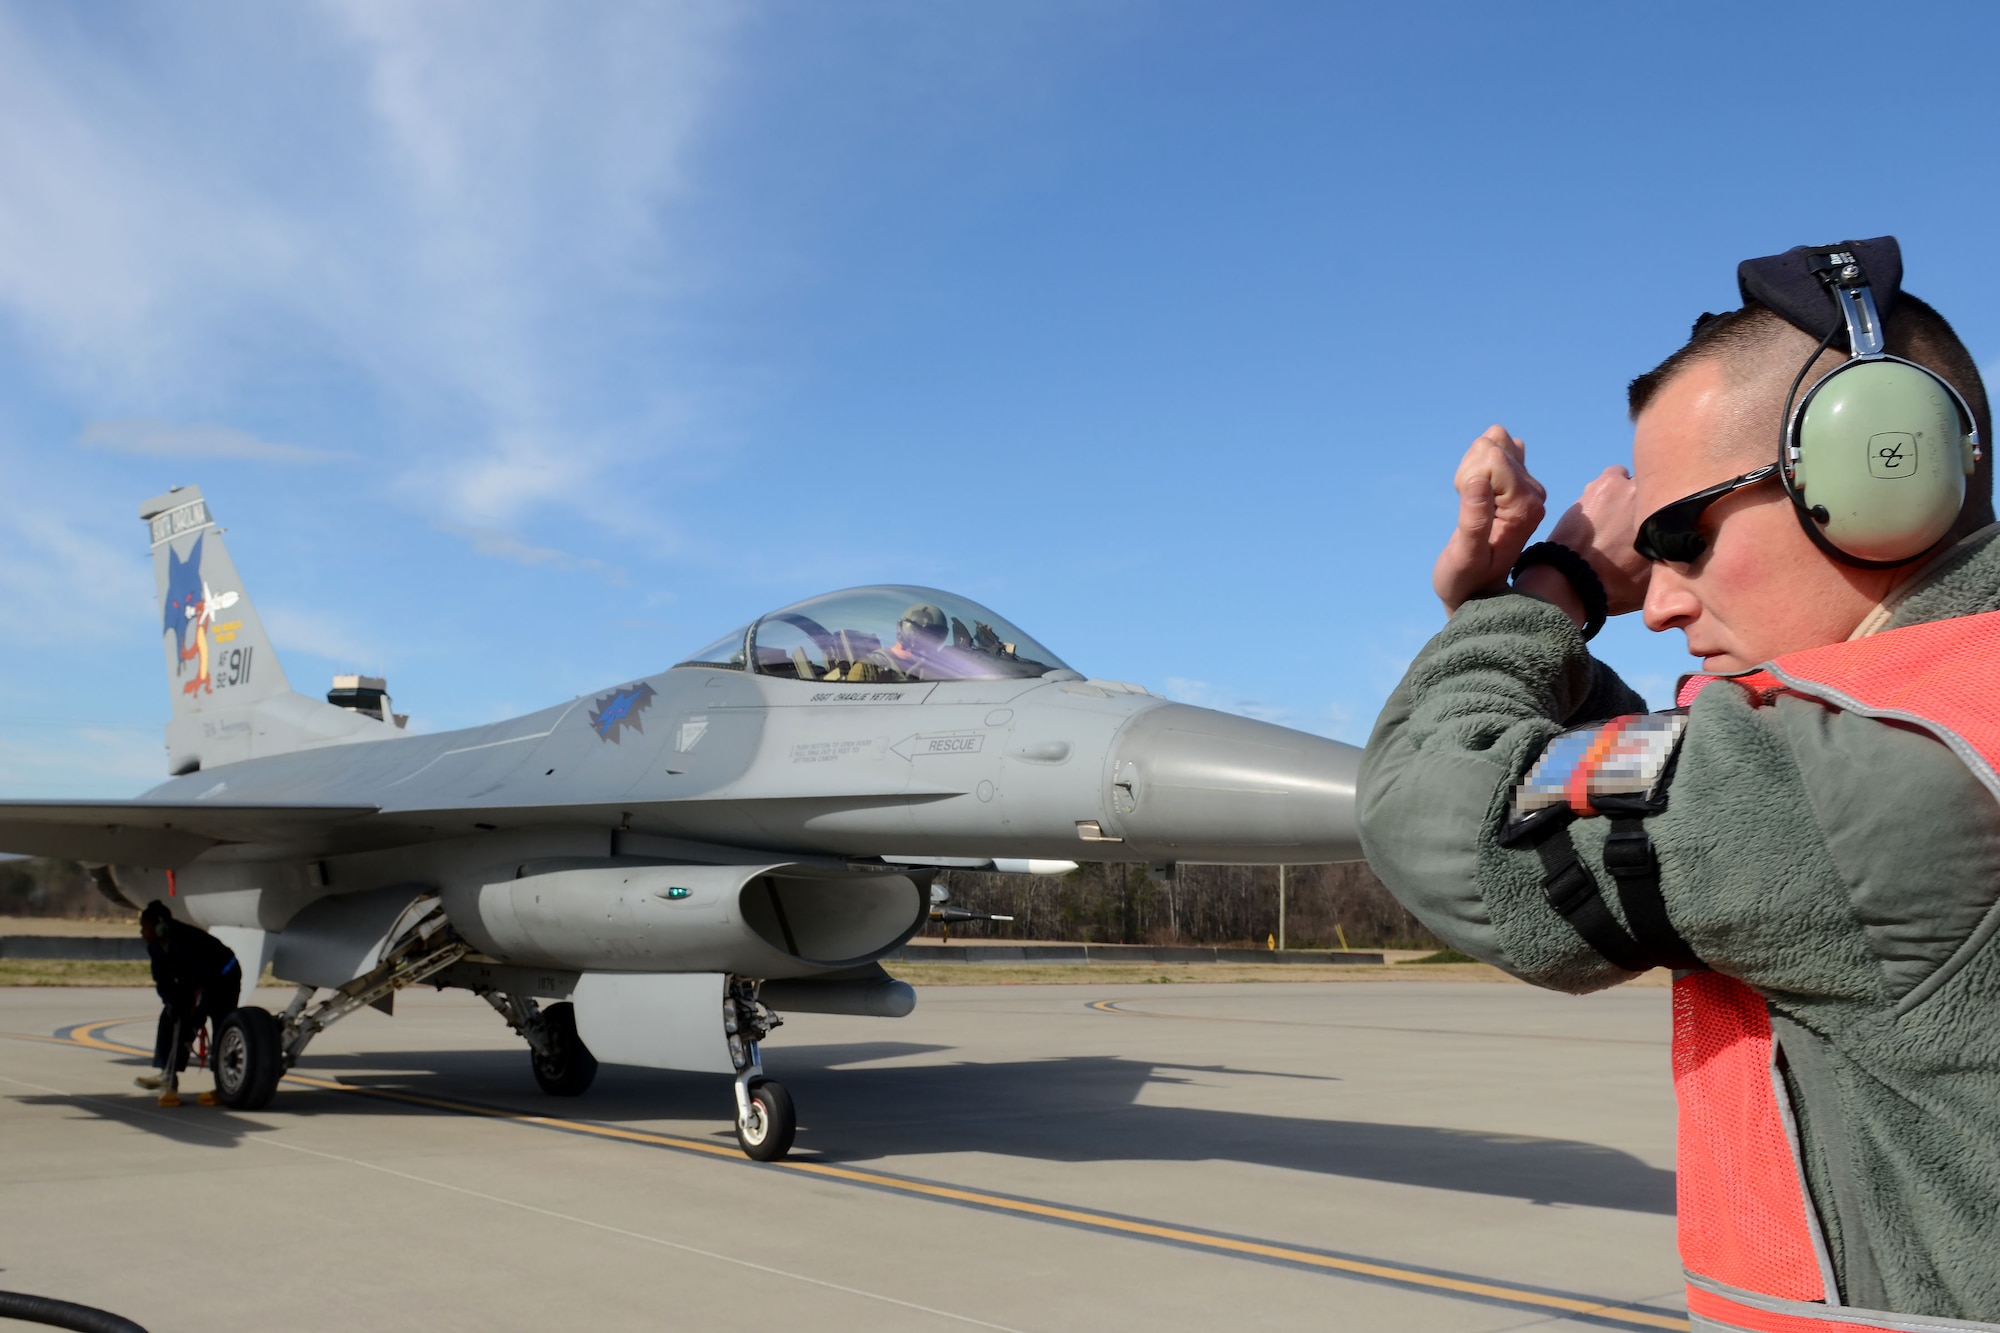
0, 13, 298, 397
434, 522, 623, 581
0, 3, 742, 528
0, 726, 167, 798
0, 507, 152, 647
81, 419, 338, 464
262, 606, 384, 671
318, 0, 741, 530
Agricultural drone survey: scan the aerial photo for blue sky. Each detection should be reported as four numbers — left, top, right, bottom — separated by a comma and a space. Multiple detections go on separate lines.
3, 1, 1998, 797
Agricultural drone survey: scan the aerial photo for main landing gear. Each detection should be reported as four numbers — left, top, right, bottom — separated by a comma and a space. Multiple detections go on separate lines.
213, 896, 470, 1110
478, 992, 598, 1097
212, 1007, 281, 1109
530, 1002, 599, 1097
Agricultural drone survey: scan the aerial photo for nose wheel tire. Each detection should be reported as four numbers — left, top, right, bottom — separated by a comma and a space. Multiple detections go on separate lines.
736, 1079, 796, 1161
212, 1007, 282, 1110
531, 1001, 598, 1097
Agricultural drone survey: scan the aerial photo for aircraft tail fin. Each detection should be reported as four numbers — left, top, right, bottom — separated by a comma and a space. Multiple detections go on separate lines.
144, 485, 291, 715
141, 485, 393, 775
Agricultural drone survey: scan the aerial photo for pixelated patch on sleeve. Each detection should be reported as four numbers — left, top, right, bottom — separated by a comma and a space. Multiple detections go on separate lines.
1511, 712, 1688, 818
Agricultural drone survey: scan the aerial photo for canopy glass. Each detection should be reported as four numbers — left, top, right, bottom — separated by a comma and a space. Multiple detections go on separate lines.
676, 586, 1069, 683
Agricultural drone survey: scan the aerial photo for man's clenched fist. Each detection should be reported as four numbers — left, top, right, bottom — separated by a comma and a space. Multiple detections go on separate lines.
1547, 465, 1651, 616
1433, 425, 1546, 615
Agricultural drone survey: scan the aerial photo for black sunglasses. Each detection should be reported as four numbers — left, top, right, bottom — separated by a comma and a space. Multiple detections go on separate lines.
1633, 463, 1781, 563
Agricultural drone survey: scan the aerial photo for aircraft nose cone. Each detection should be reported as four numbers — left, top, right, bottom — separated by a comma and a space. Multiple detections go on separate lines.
1107, 703, 1362, 863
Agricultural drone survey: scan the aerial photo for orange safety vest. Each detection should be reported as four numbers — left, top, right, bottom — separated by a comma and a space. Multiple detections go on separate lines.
1672, 609, 2000, 1333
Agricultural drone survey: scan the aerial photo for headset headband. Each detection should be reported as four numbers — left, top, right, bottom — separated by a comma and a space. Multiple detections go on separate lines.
1737, 235, 1902, 352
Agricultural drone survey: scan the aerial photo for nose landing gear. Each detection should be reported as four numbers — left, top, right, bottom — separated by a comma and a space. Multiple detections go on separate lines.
734, 1076, 795, 1161
726, 978, 794, 1161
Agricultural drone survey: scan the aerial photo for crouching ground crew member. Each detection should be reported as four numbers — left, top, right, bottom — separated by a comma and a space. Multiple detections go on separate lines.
1358, 237, 2000, 1329
135, 900, 240, 1107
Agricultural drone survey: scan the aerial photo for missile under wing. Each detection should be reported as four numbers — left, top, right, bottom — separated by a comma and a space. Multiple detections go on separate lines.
0, 485, 1361, 1158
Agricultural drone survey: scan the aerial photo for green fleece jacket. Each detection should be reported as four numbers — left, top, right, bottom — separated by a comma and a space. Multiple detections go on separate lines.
1358, 526, 2000, 1320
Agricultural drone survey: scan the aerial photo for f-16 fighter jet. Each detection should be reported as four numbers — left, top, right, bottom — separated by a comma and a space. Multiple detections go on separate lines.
0, 486, 1361, 1158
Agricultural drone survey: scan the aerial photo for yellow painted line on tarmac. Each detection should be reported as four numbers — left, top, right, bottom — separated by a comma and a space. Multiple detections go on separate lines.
774, 1163, 1691, 1330
24, 1015, 1690, 1332
67, 1017, 148, 1053
1091, 999, 1192, 1017
279, 1071, 753, 1160
0, 1030, 98, 1048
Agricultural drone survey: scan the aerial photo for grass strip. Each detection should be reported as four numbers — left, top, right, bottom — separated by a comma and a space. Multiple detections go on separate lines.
882, 961, 1519, 986
0, 960, 154, 986
0, 961, 285, 988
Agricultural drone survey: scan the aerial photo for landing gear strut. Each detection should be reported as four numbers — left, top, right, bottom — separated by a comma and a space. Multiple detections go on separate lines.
213, 896, 469, 1111
481, 991, 598, 1097
727, 977, 794, 1161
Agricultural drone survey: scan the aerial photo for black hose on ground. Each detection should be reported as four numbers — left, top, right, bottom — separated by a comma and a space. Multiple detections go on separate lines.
0, 1291, 147, 1333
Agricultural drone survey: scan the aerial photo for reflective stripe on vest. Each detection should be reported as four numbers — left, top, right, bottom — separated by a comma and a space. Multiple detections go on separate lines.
1672, 610, 2000, 1332
1688, 1273, 2000, 1332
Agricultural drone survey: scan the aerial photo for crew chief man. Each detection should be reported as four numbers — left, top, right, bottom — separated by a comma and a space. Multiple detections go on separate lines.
136, 899, 241, 1106
1358, 238, 2000, 1330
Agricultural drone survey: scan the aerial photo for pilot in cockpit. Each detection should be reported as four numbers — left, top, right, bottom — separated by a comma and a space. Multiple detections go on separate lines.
866, 603, 951, 681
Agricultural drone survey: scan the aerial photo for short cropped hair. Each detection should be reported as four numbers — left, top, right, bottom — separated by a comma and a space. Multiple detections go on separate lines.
1628, 296, 1994, 537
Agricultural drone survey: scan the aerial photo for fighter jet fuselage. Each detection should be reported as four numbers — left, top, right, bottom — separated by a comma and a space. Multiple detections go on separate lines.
127, 646, 1359, 973
0, 485, 1362, 1157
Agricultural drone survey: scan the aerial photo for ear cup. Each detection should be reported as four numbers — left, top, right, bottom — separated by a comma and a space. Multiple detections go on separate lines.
1787, 357, 1972, 564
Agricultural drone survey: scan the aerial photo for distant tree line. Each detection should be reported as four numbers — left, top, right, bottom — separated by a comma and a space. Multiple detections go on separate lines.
0, 859, 131, 920
929, 861, 1440, 951
0, 854, 1441, 952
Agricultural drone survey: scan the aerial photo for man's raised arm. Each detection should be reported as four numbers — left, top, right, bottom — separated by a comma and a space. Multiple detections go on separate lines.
1360, 424, 1650, 989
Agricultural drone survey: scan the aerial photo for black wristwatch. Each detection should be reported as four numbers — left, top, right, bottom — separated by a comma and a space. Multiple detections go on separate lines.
1511, 541, 1608, 641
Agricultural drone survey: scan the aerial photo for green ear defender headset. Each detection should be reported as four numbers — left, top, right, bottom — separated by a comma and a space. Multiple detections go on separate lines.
1745, 238, 1982, 567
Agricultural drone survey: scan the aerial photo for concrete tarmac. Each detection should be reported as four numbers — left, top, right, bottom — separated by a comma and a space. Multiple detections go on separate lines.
0, 980, 1684, 1332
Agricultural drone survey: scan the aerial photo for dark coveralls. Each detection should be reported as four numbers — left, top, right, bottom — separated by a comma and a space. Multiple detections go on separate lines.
148, 922, 241, 1073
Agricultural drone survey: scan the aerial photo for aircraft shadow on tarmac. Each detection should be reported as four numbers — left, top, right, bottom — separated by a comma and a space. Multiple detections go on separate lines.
16, 1092, 282, 1151
53, 1037, 1673, 1216
770, 1042, 1677, 1216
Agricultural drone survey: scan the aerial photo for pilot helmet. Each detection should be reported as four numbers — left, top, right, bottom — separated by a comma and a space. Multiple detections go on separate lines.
897, 603, 948, 647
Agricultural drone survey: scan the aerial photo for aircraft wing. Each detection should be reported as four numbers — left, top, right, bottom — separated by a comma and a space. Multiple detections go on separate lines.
0, 791, 958, 866
0, 800, 380, 865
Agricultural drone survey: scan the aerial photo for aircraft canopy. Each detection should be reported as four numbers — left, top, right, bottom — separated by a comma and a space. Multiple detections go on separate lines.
677, 586, 1070, 683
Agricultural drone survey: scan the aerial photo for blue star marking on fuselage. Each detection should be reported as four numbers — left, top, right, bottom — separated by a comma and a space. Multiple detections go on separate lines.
589, 681, 657, 743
